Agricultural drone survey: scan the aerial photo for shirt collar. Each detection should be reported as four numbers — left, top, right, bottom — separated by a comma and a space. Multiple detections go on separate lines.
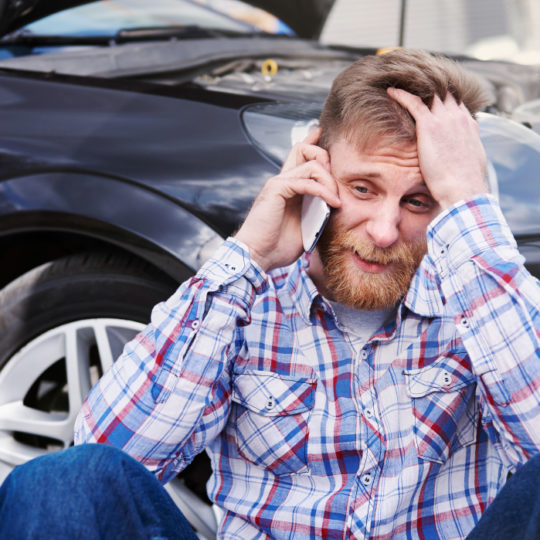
403, 253, 445, 317
271, 254, 325, 325
276, 251, 443, 328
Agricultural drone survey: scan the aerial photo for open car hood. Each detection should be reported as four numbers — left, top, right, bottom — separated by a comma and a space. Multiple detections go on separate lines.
0, 0, 336, 39
0, 0, 88, 36
242, 0, 335, 39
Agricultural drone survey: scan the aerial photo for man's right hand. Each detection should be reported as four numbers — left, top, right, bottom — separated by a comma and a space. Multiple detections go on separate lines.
235, 128, 341, 273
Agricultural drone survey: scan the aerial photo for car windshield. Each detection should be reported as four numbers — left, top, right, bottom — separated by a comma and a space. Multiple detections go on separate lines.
17, 0, 291, 38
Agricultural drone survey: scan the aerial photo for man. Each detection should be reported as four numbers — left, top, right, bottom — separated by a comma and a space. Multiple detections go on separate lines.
1, 49, 539, 539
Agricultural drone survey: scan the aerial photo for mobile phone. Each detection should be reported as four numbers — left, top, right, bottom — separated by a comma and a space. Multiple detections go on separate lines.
301, 194, 330, 253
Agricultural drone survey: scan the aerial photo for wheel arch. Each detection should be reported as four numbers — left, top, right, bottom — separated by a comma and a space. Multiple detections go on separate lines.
0, 171, 225, 288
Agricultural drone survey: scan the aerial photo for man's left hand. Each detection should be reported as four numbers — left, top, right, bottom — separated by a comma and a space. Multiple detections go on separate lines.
387, 88, 488, 210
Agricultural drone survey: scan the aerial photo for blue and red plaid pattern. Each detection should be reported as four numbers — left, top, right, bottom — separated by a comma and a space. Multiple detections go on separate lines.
75, 195, 540, 539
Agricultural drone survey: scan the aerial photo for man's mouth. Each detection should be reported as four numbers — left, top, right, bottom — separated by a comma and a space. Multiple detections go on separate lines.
352, 249, 392, 274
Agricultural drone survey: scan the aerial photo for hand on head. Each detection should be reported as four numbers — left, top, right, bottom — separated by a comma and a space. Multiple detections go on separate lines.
386, 88, 488, 210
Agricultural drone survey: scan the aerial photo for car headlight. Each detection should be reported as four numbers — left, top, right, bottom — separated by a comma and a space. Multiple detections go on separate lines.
241, 102, 323, 165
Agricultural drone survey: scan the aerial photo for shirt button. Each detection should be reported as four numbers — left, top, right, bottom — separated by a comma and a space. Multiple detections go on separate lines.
361, 473, 373, 486
460, 317, 469, 328
265, 396, 275, 410
365, 408, 374, 419
361, 349, 369, 360
191, 319, 200, 329
223, 260, 239, 272
442, 372, 452, 386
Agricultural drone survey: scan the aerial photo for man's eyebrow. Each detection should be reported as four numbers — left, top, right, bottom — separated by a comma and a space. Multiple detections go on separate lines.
338, 170, 430, 192
339, 170, 382, 180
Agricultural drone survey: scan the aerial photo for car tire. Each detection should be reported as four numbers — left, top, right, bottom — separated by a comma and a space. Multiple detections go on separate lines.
0, 252, 218, 538
0, 250, 177, 459
0, 251, 176, 366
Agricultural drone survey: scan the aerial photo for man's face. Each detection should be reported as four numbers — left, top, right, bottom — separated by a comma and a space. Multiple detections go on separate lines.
315, 136, 441, 310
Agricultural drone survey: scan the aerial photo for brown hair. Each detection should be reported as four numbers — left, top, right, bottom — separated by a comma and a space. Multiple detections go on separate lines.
319, 49, 490, 150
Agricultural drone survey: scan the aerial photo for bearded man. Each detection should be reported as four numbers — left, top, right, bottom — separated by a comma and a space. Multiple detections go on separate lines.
1, 49, 540, 540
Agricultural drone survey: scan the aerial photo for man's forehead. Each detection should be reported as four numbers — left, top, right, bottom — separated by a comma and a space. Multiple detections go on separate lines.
334, 121, 416, 150
329, 135, 420, 168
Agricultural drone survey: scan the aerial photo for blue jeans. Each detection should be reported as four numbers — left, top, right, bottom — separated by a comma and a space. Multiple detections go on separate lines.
465, 453, 540, 540
0, 444, 198, 540
1, 444, 540, 539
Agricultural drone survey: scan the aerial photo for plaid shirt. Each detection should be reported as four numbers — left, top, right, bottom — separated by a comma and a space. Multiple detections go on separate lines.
75, 195, 540, 539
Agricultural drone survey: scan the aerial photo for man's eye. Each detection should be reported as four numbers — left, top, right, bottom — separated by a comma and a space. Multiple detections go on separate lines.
404, 196, 432, 210
355, 186, 369, 194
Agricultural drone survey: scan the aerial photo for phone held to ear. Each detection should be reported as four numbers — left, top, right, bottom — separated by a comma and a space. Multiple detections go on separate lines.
301, 194, 330, 253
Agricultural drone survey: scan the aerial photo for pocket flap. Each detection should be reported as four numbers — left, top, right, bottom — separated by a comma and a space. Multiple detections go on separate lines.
232, 370, 317, 416
404, 356, 475, 398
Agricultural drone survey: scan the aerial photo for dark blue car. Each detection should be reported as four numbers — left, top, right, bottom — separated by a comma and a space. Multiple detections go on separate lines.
0, 2, 539, 537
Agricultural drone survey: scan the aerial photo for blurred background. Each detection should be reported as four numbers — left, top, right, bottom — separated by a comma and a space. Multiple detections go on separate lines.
197, 0, 540, 64
321, 0, 540, 64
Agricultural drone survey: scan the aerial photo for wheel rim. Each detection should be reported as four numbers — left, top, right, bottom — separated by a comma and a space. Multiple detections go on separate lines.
0, 318, 144, 469
0, 317, 218, 538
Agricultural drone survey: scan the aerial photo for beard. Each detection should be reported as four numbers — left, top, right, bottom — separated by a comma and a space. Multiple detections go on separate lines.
316, 220, 427, 311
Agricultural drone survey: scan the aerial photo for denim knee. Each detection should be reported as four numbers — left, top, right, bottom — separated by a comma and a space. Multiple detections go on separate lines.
9, 443, 134, 492
467, 452, 540, 540
0, 444, 198, 540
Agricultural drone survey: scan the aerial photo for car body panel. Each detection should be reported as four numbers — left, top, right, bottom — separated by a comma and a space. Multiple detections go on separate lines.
0, 71, 278, 237
0, 36, 358, 77
0, 172, 224, 280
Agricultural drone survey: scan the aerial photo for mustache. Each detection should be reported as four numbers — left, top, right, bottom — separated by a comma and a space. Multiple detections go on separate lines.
329, 231, 426, 267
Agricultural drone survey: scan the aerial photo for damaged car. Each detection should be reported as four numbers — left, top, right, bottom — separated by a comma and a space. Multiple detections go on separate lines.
0, 1, 539, 538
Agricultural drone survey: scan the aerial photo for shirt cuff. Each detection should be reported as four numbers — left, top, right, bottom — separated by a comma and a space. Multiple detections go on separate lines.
197, 237, 269, 295
427, 194, 519, 278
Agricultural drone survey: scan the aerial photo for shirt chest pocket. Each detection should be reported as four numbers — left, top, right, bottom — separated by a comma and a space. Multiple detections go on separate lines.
404, 356, 479, 464
230, 370, 317, 476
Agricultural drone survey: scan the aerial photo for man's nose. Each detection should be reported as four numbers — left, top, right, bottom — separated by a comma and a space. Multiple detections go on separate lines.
365, 205, 401, 248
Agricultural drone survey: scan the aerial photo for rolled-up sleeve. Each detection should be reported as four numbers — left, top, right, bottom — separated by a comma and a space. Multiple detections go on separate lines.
428, 195, 540, 470
74, 238, 267, 483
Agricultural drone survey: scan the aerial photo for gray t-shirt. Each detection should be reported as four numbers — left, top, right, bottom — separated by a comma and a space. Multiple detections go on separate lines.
328, 301, 395, 342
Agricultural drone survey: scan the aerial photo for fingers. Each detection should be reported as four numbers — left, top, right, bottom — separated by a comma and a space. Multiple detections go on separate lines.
234, 156, 339, 271
275, 160, 341, 208
387, 87, 480, 137
281, 127, 330, 172
303, 125, 322, 145
387, 87, 471, 120
386, 87, 428, 119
